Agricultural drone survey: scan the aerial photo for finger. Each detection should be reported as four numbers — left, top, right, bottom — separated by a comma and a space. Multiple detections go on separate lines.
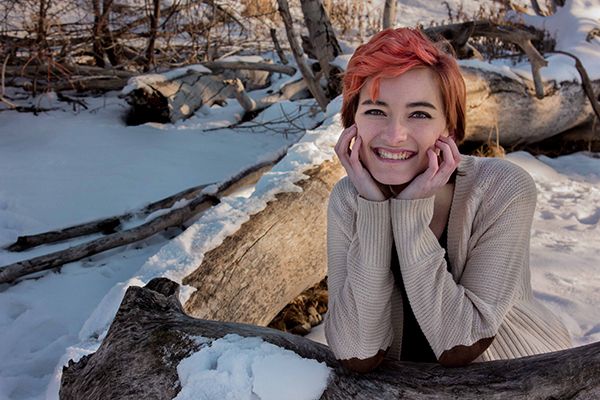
435, 139, 453, 168
421, 148, 439, 181
438, 136, 461, 165
349, 135, 363, 170
335, 124, 357, 158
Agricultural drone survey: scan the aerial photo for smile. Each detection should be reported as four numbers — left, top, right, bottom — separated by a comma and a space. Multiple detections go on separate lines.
374, 148, 415, 160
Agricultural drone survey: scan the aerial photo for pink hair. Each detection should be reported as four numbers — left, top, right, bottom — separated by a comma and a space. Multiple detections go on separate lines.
341, 28, 466, 143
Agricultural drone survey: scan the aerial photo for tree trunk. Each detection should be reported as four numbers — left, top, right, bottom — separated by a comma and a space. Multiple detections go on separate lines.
382, 0, 396, 29
60, 277, 600, 400
182, 159, 345, 327
277, 0, 329, 112
299, 0, 342, 84
144, 0, 161, 72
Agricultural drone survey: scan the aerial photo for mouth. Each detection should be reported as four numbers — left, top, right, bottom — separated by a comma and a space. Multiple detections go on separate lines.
374, 148, 416, 161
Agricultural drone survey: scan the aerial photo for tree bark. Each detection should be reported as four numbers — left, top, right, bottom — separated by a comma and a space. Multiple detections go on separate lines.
0, 158, 281, 284
270, 28, 289, 65
382, 0, 396, 29
60, 277, 600, 400
277, 0, 329, 112
182, 159, 345, 327
299, 0, 342, 84
144, 0, 161, 72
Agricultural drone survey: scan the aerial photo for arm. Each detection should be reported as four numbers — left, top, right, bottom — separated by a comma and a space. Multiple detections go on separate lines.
391, 167, 537, 366
324, 180, 395, 371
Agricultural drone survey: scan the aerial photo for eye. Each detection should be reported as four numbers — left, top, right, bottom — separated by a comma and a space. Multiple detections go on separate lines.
364, 109, 386, 116
410, 111, 431, 119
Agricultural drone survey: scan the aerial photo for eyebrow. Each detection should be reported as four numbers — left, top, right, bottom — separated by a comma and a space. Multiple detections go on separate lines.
360, 99, 438, 110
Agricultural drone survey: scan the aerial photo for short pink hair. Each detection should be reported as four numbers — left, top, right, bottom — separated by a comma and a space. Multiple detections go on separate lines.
341, 28, 466, 143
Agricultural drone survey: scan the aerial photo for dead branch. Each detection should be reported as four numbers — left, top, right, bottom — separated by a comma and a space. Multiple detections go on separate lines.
1, 55, 19, 108
550, 50, 600, 121
60, 277, 600, 400
5, 181, 223, 252
201, 60, 296, 76
0, 156, 284, 285
270, 28, 289, 65
224, 77, 308, 112
423, 21, 548, 98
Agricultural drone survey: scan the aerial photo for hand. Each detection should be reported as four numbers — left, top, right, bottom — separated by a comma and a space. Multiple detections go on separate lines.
396, 135, 461, 200
335, 124, 388, 201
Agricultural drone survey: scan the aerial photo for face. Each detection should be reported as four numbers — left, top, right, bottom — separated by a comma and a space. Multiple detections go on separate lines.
355, 68, 450, 188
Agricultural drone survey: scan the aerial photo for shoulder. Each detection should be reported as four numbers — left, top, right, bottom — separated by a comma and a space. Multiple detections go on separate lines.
328, 176, 358, 221
460, 155, 536, 202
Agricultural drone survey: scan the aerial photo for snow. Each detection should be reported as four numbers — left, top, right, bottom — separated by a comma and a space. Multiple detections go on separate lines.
174, 334, 331, 400
0, 1, 599, 400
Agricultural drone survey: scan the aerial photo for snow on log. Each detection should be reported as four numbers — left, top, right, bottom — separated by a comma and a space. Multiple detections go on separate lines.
462, 66, 600, 146
182, 158, 345, 327
60, 277, 600, 399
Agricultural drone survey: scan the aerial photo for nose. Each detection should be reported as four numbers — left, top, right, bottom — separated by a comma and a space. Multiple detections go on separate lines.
381, 119, 408, 144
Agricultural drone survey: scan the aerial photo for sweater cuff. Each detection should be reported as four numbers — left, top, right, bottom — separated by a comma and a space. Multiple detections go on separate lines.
356, 196, 393, 266
390, 196, 441, 265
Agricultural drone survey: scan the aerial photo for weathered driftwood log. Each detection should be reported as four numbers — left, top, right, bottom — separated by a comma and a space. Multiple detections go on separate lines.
224, 77, 309, 112
120, 61, 294, 123
0, 158, 281, 284
462, 66, 600, 146
120, 72, 231, 123
60, 278, 600, 400
183, 158, 345, 327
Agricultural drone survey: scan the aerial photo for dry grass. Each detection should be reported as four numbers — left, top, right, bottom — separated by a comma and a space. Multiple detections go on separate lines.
268, 277, 328, 336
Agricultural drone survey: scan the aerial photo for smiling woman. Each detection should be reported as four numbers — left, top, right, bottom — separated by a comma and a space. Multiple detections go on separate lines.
325, 28, 572, 372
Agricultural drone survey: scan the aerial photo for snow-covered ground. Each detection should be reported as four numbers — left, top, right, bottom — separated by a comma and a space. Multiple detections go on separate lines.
0, 0, 599, 399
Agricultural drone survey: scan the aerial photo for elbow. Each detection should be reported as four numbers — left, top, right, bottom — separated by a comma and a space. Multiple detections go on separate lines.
339, 348, 388, 372
438, 337, 495, 368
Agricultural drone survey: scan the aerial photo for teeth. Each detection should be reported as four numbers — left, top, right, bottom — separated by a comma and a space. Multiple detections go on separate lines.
377, 149, 413, 160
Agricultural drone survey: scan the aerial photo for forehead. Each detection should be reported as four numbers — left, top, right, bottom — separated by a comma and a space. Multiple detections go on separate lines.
359, 68, 444, 108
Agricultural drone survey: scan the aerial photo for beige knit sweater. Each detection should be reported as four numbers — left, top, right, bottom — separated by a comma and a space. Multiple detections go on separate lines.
325, 155, 572, 362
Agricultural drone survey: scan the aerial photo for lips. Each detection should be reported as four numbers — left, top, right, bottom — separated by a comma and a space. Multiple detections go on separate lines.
374, 148, 415, 161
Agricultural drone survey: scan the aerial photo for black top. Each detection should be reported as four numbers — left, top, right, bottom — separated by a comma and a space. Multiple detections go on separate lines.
391, 223, 450, 363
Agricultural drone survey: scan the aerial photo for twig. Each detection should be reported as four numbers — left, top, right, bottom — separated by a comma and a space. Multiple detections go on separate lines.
1, 55, 19, 108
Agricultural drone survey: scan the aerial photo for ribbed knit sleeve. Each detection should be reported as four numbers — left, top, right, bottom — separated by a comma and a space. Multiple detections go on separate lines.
390, 160, 538, 359
324, 177, 396, 361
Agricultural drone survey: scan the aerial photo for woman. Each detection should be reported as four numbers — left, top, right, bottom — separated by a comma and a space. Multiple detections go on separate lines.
324, 28, 571, 371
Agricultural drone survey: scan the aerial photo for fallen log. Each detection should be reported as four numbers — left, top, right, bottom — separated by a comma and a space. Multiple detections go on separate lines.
462, 66, 600, 146
6, 182, 215, 252
182, 158, 345, 327
0, 157, 281, 284
120, 60, 293, 123
60, 277, 600, 400
120, 71, 231, 124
